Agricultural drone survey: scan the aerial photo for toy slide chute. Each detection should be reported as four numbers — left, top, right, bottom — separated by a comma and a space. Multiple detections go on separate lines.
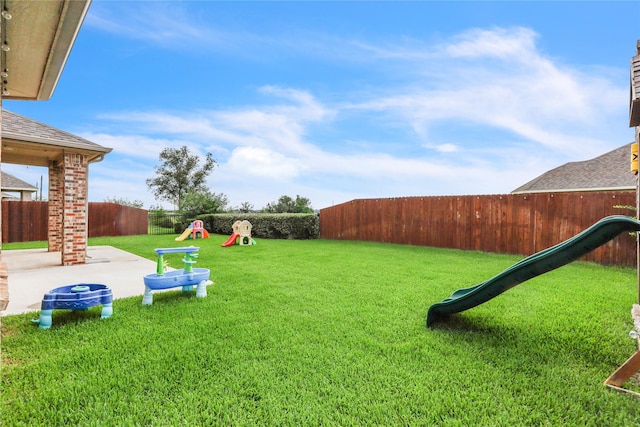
175, 220, 210, 242
175, 228, 192, 242
221, 233, 239, 247
427, 216, 640, 327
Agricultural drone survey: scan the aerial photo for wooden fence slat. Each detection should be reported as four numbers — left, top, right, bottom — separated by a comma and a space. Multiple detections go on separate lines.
319, 191, 637, 267
1, 201, 148, 243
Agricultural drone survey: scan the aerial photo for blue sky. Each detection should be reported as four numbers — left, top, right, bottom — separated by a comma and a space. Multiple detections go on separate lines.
3, 1, 640, 210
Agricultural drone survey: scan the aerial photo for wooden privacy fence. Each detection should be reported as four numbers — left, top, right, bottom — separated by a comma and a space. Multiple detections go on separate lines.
88, 202, 148, 238
1, 201, 48, 243
319, 191, 638, 266
1, 201, 148, 243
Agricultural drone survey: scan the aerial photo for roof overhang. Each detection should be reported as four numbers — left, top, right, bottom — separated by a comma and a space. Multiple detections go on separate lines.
2, 186, 35, 192
1, 134, 110, 166
1, 109, 112, 166
1, 0, 91, 100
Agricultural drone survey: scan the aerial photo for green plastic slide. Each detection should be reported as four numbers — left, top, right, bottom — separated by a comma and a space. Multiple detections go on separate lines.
427, 215, 640, 327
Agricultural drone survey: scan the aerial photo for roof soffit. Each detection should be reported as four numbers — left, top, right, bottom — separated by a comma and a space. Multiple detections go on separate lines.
1, 0, 91, 100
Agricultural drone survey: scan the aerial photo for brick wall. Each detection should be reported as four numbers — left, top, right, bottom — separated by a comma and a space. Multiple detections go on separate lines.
46, 154, 89, 265
48, 163, 63, 252
0, 93, 6, 312
62, 153, 88, 265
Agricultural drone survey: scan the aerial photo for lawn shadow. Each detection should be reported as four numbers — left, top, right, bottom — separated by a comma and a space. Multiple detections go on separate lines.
29, 306, 107, 330
139, 288, 207, 308
426, 311, 630, 375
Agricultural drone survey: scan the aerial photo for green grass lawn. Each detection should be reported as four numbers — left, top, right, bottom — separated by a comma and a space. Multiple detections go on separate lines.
2, 235, 640, 425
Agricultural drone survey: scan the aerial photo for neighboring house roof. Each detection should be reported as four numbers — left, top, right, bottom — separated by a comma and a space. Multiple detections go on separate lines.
1, 192, 19, 200
1, 171, 36, 192
1, 109, 112, 166
511, 143, 636, 194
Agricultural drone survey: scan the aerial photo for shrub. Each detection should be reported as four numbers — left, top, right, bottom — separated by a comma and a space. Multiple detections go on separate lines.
198, 213, 319, 239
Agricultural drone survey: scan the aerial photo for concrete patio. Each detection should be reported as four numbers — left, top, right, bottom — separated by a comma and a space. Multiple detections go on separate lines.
0, 246, 158, 316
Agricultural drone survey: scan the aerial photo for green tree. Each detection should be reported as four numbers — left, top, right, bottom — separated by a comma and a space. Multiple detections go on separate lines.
146, 146, 216, 208
104, 196, 144, 209
237, 202, 254, 213
179, 189, 229, 219
263, 195, 313, 213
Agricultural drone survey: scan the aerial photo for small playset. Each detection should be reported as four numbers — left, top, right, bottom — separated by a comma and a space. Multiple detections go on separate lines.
221, 220, 256, 247
142, 247, 211, 305
175, 220, 210, 242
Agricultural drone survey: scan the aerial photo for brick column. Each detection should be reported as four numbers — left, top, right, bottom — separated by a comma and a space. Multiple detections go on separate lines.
0, 80, 6, 312
0, 92, 3, 249
61, 153, 88, 265
48, 162, 64, 252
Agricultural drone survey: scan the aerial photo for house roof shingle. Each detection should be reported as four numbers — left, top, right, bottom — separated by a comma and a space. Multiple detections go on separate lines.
1, 109, 112, 167
511, 143, 636, 194
1, 172, 37, 192
1, 110, 110, 154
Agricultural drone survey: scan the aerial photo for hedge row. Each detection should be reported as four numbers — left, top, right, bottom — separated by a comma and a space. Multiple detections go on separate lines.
197, 213, 319, 240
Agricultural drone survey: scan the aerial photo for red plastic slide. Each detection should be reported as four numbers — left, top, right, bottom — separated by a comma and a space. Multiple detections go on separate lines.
221, 233, 239, 247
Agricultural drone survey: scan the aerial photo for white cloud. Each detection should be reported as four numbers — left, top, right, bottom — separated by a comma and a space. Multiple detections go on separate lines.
345, 27, 628, 159
94, 112, 241, 150
426, 144, 459, 153
259, 85, 333, 122
78, 25, 630, 209
79, 133, 175, 160
442, 27, 538, 59
95, 86, 334, 162
226, 147, 301, 180
85, 3, 225, 49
